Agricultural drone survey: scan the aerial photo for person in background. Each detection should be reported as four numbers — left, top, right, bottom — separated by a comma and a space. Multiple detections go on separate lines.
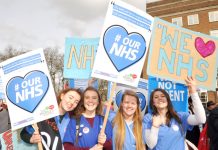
186, 97, 200, 147
207, 102, 218, 150
144, 76, 206, 150
20, 88, 82, 149
63, 86, 112, 150
206, 101, 217, 118
0, 100, 10, 134
111, 90, 146, 150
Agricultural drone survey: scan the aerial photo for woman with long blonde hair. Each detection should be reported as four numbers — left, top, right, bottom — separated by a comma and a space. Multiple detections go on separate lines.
112, 90, 146, 150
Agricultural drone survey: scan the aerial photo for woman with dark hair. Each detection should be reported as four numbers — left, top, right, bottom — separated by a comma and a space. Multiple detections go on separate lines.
20, 88, 82, 149
112, 90, 146, 150
144, 76, 206, 150
63, 86, 112, 150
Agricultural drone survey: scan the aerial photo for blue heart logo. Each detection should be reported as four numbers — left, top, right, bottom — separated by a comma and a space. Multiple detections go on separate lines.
103, 25, 146, 72
6, 71, 49, 113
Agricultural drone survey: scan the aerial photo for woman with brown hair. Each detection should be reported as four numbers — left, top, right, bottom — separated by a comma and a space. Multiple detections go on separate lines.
144, 76, 206, 150
20, 88, 82, 149
112, 90, 146, 150
63, 86, 112, 150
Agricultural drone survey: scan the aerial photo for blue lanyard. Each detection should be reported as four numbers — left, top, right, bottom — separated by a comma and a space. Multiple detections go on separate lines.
55, 113, 70, 141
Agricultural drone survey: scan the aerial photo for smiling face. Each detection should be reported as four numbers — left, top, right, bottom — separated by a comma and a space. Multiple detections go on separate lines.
60, 90, 81, 112
152, 91, 168, 110
122, 95, 138, 119
83, 90, 99, 113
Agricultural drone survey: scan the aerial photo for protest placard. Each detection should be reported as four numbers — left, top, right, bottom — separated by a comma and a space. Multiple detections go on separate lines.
0, 49, 59, 130
92, 0, 153, 87
64, 37, 99, 79
147, 18, 218, 90
148, 76, 188, 112
0, 129, 37, 150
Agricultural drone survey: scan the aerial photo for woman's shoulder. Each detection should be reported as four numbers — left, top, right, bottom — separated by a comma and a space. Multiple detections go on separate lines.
177, 112, 189, 118
143, 113, 153, 122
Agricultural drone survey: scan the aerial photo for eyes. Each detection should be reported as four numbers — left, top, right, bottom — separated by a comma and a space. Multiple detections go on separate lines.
153, 94, 166, 99
123, 100, 137, 106
67, 95, 80, 104
84, 95, 98, 100
68, 95, 74, 100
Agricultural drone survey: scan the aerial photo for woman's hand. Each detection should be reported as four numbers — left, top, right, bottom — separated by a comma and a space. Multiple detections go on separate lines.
98, 131, 106, 145
30, 132, 41, 144
152, 115, 162, 128
184, 76, 197, 94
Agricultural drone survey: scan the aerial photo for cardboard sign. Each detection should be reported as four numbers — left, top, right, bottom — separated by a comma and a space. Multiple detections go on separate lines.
0, 49, 59, 130
147, 18, 218, 90
64, 37, 99, 79
92, 0, 153, 87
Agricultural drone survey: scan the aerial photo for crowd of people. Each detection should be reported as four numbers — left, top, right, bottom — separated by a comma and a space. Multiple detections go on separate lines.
0, 76, 218, 150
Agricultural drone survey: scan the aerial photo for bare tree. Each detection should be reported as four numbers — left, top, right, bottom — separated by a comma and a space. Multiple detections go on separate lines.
0, 46, 64, 93
43, 47, 64, 93
0, 46, 27, 62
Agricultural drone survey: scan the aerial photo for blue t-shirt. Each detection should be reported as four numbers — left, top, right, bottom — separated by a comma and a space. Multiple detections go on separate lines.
63, 115, 112, 148
143, 112, 192, 150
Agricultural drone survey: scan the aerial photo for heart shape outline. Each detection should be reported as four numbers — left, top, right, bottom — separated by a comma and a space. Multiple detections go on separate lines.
6, 70, 49, 113
195, 37, 216, 58
103, 25, 146, 72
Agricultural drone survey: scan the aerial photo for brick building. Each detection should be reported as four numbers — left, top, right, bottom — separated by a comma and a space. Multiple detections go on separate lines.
144, 0, 218, 104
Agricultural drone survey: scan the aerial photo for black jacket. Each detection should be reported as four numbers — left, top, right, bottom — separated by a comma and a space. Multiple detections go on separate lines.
207, 107, 218, 150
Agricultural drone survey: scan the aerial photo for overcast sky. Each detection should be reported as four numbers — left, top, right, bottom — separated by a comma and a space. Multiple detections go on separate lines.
0, 0, 158, 53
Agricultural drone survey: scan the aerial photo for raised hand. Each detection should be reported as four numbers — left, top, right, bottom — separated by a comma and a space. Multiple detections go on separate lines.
184, 76, 197, 94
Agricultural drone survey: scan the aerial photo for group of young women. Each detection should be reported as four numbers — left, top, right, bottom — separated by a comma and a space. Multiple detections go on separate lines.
20, 76, 206, 150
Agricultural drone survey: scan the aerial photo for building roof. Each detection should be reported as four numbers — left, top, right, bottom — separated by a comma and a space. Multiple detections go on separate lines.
147, 0, 218, 17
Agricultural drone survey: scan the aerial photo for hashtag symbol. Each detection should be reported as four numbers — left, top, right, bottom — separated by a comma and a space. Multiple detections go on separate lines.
15, 84, 19, 91
114, 34, 121, 42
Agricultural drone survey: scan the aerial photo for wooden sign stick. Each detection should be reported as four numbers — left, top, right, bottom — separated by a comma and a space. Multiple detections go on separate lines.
100, 82, 116, 133
32, 123, 43, 150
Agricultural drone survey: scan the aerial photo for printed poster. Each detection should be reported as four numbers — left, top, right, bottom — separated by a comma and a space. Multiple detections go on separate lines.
92, 0, 153, 87
147, 18, 218, 90
0, 49, 59, 130
64, 37, 99, 79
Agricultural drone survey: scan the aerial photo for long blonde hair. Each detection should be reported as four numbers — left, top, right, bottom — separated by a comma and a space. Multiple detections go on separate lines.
113, 90, 145, 150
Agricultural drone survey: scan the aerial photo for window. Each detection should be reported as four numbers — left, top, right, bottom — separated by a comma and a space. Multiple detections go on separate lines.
208, 11, 218, 22
172, 17, 183, 26
187, 14, 199, 25
210, 30, 218, 37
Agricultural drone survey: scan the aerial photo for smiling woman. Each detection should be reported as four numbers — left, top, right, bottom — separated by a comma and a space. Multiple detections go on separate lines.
111, 90, 146, 150
143, 76, 206, 150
